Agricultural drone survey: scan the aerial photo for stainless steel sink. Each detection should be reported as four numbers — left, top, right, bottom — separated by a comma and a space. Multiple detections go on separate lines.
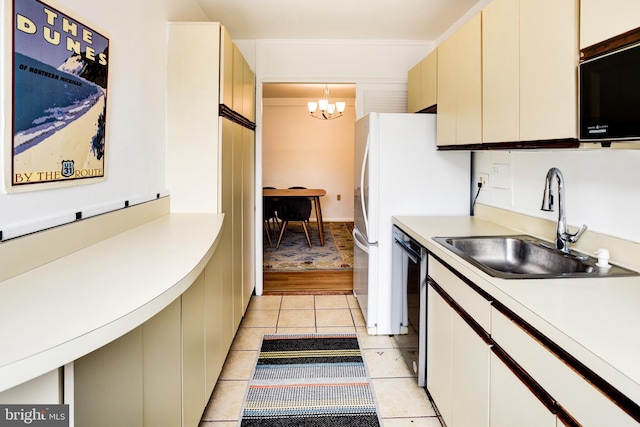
433, 235, 638, 279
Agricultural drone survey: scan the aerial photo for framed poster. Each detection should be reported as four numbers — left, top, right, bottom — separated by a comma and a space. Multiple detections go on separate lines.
6, 0, 109, 192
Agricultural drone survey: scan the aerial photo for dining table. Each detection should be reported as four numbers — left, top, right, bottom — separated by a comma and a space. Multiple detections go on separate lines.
263, 188, 327, 246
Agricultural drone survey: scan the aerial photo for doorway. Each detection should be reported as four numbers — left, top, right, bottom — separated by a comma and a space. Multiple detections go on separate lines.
261, 83, 356, 294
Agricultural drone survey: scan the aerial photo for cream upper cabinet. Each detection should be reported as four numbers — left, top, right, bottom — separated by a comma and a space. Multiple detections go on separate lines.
407, 50, 437, 113
580, 0, 640, 49
437, 13, 482, 147
519, 0, 577, 142
482, 0, 578, 144
482, 0, 519, 143
220, 26, 233, 108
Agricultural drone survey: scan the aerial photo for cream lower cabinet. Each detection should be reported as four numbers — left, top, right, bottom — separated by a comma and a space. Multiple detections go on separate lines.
74, 248, 231, 427
490, 352, 557, 427
427, 255, 639, 427
427, 256, 491, 427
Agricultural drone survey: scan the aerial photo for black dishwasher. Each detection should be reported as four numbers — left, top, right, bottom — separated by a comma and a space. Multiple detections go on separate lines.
392, 225, 427, 387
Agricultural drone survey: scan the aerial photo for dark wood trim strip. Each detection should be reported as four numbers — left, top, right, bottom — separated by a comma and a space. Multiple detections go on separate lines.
428, 278, 491, 345
437, 143, 484, 151
436, 138, 580, 151
427, 251, 494, 302
483, 138, 580, 150
492, 298, 640, 422
581, 27, 640, 61
416, 104, 437, 114
219, 104, 256, 130
429, 251, 640, 422
490, 342, 558, 415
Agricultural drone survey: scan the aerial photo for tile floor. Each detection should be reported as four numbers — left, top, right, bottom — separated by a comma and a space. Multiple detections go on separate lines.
199, 294, 443, 427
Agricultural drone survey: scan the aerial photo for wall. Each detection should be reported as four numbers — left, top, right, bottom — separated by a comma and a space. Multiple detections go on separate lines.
473, 147, 640, 243
0, 0, 207, 239
262, 98, 355, 221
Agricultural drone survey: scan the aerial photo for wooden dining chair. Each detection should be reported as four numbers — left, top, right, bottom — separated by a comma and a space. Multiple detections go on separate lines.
276, 187, 312, 248
263, 186, 280, 247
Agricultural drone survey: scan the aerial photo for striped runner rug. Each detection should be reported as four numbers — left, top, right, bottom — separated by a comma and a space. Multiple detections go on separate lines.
240, 333, 381, 426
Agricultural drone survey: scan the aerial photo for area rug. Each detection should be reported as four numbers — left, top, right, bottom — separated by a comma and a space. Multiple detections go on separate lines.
239, 333, 381, 427
263, 222, 353, 272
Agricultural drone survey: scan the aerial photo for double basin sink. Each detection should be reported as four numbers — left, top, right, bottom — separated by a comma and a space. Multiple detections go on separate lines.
433, 235, 638, 279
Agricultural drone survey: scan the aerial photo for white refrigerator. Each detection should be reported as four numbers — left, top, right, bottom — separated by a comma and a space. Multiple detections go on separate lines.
353, 112, 470, 335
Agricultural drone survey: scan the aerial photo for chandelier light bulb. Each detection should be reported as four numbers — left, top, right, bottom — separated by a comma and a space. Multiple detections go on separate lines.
308, 84, 345, 120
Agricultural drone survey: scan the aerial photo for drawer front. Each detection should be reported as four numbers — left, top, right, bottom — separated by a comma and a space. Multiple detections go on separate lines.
492, 307, 637, 426
428, 257, 491, 332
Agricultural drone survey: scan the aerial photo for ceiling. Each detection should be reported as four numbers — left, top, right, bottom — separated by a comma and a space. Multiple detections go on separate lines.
197, 0, 484, 99
195, 0, 482, 41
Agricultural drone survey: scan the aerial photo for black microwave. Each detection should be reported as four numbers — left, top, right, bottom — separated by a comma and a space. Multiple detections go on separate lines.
579, 42, 640, 142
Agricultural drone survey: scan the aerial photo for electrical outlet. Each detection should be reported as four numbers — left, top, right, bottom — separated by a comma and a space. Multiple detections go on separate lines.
478, 173, 489, 190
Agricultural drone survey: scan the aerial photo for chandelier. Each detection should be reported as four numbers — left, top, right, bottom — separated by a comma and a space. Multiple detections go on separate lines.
307, 85, 346, 120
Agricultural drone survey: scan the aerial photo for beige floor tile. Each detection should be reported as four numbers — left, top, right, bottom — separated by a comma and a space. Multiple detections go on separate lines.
240, 309, 279, 328
382, 417, 443, 427
281, 295, 315, 309
219, 350, 258, 380
356, 327, 395, 349
275, 327, 317, 334
230, 327, 275, 351
199, 422, 239, 427
372, 378, 437, 419
247, 295, 282, 310
351, 307, 366, 326
201, 380, 248, 421
316, 308, 354, 327
315, 294, 349, 309
278, 309, 315, 327
316, 326, 356, 334
347, 294, 359, 308
363, 348, 414, 379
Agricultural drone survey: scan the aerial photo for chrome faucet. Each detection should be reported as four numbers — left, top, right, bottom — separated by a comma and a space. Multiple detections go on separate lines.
541, 167, 587, 254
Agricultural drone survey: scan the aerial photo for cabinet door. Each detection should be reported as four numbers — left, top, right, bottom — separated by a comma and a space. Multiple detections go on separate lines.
407, 61, 422, 113
420, 51, 437, 111
451, 313, 490, 427
436, 36, 457, 147
490, 353, 556, 427
182, 273, 206, 427
482, 0, 520, 143
455, 13, 482, 145
143, 300, 182, 427
519, 0, 577, 141
580, 0, 640, 49
427, 285, 453, 426
220, 26, 233, 107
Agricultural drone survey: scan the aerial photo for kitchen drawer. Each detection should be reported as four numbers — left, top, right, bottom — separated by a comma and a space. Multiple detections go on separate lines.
428, 257, 491, 331
491, 307, 637, 426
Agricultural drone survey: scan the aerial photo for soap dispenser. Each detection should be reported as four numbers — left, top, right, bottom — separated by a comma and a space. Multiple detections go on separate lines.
595, 248, 611, 269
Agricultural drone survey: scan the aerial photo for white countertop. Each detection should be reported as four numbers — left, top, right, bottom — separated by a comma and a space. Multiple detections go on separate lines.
0, 213, 224, 392
393, 215, 640, 404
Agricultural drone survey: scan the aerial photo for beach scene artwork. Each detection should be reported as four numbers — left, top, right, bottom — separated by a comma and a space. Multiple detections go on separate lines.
10, 0, 109, 190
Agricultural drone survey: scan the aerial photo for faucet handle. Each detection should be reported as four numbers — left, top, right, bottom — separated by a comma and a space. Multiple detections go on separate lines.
566, 224, 588, 243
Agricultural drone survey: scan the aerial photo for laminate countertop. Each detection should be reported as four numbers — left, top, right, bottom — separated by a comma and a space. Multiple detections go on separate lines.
392, 215, 640, 405
0, 213, 224, 392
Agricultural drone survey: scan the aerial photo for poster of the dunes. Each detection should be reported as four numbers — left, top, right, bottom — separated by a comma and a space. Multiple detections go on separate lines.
9, 0, 109, 191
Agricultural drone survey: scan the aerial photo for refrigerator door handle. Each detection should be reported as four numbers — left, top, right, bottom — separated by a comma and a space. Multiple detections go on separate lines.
359, 134, 370, 236
353, 227, 370, 254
